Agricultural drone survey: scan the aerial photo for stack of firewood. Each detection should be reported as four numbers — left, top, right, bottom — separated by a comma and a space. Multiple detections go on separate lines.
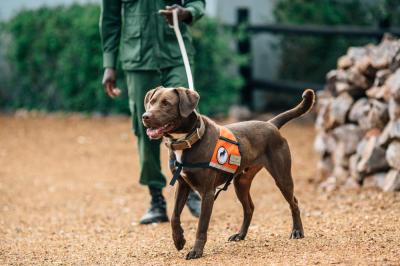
315, 35, 400, 192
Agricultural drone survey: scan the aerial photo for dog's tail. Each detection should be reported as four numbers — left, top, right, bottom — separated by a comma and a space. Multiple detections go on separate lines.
268, 89, 315, 129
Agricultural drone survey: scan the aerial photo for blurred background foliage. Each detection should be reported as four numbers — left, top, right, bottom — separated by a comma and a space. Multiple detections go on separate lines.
2, 1, 400, 115
274, 0, 400, 84
192, 18, 243, 115
0, 4, 242, 115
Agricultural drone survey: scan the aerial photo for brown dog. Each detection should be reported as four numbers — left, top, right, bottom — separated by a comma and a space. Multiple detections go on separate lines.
142, 87, 315, 259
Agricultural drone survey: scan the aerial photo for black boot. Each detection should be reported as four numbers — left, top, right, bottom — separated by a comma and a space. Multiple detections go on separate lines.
140, 186, 169, 224
186, 190, 201, 218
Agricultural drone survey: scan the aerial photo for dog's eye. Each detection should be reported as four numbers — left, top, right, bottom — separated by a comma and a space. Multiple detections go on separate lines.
161, 99, 170, 107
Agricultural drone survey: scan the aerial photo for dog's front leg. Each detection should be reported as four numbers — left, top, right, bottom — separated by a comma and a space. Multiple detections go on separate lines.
171, 179, 190, 251
186, 190, 215, 260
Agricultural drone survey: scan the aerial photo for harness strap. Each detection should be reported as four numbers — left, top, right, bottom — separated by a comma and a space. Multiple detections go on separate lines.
169, 160, 210, 186
214, 174, 235, 200
169, 159, 235, 200
219, 135, 239, 145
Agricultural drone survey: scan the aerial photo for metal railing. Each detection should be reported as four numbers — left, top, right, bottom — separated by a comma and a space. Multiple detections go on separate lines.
234, 8, 400, 108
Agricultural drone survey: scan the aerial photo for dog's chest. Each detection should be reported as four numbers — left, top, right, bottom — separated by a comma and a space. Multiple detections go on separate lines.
174, 150, 183, 163
169, 133, 196, 186
173, 150, 187, 175
170, 133, 187, 164
173, 149, 199, 189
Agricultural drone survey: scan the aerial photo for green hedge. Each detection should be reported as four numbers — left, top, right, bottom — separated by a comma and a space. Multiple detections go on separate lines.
274, 0, 400, 84
1, 4, 242, 115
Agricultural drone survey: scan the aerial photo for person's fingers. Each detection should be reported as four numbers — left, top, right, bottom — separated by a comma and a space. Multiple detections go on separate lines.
159, 10, 173, 25
106, 82, 121, 98
160, 5, 182, 24
105, 82, 116, 98
113, 88, 121, 96
165, 5, 175, 10
167, 16, 173, 25
159, 10, 171, 18
105, 84, 114, 98
159, 10, 172, 15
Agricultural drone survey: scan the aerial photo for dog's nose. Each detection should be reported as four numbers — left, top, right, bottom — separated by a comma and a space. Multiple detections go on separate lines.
142, 112, 152, 121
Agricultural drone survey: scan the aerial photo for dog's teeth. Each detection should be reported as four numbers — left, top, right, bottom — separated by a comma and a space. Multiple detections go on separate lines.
146, 124, 172, 139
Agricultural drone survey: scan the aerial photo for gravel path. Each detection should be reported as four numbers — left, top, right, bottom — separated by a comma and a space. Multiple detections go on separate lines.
1, 114, 399, 265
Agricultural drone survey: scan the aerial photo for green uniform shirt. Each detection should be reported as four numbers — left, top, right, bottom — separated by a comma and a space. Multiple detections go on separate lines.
100, 0, 205, 70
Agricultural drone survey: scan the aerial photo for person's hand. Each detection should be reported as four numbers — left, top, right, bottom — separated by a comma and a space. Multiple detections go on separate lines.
102, 68, 121, 98
159, 5, 192, 25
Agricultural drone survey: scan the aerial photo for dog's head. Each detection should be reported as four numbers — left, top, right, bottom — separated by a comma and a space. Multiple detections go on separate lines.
142, 86, 200, 139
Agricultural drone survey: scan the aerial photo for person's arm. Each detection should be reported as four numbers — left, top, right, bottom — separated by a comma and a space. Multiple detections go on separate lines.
100, 0, 121, 69
100, 0, 121, 98
183, 0, 205, 25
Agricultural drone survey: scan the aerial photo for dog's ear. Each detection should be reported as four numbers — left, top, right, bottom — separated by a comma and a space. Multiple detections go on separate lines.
175, 87, 200, 117
144, 86, 162, 107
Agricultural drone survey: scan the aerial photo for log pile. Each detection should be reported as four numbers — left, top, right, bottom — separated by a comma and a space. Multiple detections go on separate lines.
315, 35, 400, 192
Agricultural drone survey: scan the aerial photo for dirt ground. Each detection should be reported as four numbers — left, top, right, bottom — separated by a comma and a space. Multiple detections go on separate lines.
0, 113, 399, 265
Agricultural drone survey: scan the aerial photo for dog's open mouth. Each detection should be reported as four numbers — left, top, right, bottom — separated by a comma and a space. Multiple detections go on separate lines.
146, 123, 174, 139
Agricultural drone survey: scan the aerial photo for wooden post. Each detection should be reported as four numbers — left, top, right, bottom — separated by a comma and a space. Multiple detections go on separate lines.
237, 8, 253, 109
378, 14, 391, 42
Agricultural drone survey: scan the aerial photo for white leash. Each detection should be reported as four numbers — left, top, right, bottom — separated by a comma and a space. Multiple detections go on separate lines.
169, 9, 194, 91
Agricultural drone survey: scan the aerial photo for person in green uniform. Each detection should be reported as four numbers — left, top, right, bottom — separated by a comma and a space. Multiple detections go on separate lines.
100, 0, 205, 224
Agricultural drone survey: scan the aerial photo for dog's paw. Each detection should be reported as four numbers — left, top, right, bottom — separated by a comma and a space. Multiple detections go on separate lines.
228, 233, 245, 242
185, 249, 203, 260
289, 229, 304, 239
173, 236, 186, 251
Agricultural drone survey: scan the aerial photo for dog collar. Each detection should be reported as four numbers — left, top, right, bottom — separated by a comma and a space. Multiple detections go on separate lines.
164, 115, 205, 151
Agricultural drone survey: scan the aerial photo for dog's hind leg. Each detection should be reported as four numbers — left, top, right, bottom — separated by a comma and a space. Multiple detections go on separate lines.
228, 166, 262, 242
264, 139, 304, 239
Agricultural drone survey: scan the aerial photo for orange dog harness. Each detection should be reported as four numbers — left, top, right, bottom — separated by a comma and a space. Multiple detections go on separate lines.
169, 126, 241, 199
209, 126, 241, 173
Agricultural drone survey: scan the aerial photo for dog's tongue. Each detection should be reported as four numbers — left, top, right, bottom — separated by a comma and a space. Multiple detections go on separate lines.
146, 127, 164, 139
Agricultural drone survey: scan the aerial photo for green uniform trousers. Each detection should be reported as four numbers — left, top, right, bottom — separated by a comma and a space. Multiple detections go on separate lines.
126, 65, 189, 189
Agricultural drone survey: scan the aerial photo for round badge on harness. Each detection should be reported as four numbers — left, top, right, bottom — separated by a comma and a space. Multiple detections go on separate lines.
217, 146, 228, 165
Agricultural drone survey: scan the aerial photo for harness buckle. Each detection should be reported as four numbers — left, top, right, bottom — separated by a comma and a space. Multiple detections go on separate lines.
184, 139, 192, 149
195, 128, 201, 139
